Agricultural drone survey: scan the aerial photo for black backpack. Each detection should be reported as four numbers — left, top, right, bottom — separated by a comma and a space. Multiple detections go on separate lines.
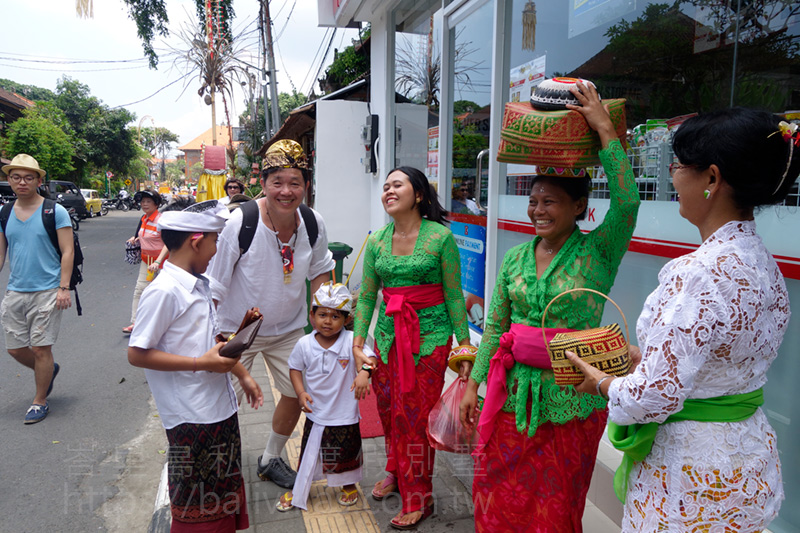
237, 200, 318, 255
0, 199, 84, 316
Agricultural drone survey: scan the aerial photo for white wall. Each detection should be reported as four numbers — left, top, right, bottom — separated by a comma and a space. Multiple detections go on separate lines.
314, 99, 375, 289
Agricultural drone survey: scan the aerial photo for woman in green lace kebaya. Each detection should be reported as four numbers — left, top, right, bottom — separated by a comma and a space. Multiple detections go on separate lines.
459, 82, 640, 532
352, 166, 470, 530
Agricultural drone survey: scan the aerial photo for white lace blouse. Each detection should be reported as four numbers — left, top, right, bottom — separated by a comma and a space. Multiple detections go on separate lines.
608, 220, 789, 532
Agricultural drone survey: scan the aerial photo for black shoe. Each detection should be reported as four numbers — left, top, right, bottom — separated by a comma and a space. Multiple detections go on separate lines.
257, 455, 296, 488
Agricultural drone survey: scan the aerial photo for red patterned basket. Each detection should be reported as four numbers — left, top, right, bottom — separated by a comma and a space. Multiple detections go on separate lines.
543, 288, 631, 386
497, 98, 627, 169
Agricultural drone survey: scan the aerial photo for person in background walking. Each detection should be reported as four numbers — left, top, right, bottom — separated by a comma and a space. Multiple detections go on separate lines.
219, 178, 244, 206
123, 189, 168, 334
0, 154, 73, 424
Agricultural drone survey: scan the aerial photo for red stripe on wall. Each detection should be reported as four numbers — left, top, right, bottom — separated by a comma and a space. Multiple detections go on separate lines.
497, 219, 800, 280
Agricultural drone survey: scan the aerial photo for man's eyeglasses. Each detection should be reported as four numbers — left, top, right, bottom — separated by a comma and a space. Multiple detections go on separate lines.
8, 175, 38, 183
226, 185, 241, 191
668, 163, 697, 176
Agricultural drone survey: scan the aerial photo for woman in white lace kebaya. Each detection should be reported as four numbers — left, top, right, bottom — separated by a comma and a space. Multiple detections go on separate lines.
567, 108, 800, 532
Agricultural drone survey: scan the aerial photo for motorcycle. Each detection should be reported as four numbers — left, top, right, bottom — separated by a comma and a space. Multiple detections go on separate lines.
115, 194, 133, 211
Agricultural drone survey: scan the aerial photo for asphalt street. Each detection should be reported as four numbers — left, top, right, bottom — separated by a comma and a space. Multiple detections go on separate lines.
0, 208, 164, 533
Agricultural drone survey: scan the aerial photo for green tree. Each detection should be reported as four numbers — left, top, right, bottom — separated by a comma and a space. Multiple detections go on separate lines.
54, 77, 138, 181
0, 79, 56, 102
118, 0, 234, 69
2, 108, 75, 178
320, 40, 370, 93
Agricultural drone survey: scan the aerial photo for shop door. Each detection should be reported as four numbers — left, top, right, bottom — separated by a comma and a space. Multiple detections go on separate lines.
441, 0, 496, 336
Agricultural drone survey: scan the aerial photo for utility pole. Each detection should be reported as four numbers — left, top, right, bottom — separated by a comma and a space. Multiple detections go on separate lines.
263, 0, 281, 136
259, 2, 271, 138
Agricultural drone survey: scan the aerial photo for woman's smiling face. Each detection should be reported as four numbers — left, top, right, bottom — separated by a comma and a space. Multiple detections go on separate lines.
527, 179, 585, 241
382, 170, 419, 216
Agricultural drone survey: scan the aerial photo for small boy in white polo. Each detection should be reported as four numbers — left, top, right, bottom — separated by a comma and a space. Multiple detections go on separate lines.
128, 201, 263, 532
276, 282, 376, 512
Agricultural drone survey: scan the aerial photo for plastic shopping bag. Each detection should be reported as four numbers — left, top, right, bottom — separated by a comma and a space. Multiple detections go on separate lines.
426, 379, 479, 454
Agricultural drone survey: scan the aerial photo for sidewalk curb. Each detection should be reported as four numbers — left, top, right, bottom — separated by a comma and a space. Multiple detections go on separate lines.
148, 462, 170, 533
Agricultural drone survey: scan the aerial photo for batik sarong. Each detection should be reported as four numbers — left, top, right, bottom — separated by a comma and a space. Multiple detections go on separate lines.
291, 419, 364, 510
372, 343, 449, 514
473, 409, 607, 533
165, 413, 249, 532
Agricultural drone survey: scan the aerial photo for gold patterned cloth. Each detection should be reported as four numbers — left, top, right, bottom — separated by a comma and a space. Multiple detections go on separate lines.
263, 139, 309, 170
497, 98, 627, 168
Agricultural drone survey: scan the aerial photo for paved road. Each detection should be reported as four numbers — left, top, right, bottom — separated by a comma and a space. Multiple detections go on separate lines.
0, 209, 163, 533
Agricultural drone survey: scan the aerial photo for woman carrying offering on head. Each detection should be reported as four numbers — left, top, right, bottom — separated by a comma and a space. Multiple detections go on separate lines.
459, 82, 640, 532
352, 166, 470, 530
566, 108, 799, 532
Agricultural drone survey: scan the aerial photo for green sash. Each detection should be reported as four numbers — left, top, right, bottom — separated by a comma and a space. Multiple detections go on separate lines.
608, 388, 764, 503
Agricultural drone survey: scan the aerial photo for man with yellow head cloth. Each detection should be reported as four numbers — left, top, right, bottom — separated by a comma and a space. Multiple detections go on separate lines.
207, 140, 334, 488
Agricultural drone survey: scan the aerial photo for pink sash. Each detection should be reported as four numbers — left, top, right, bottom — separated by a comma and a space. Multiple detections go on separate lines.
383, 284, 446, 393
477, 323, 575, 449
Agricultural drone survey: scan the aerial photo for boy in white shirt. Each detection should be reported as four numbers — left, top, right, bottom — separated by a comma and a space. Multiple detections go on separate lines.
128, 201, 263, 532
276, 282, 376, 512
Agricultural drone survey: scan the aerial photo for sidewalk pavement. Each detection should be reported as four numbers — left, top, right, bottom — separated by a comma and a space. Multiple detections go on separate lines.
150, 360, 621, 532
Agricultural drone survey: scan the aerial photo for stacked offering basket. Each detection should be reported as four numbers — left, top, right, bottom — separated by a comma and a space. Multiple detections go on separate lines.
543, 288, 631, 386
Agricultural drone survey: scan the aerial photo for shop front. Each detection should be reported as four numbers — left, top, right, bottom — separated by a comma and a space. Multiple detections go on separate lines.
318, 0, 800, 529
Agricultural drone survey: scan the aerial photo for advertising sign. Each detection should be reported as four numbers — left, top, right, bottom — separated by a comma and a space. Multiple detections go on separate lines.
450, 220, 486, 333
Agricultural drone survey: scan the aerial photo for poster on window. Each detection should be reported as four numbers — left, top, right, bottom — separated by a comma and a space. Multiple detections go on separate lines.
427, 126, 439, 180
450, 220, 486, 333
509, 56, 545, 102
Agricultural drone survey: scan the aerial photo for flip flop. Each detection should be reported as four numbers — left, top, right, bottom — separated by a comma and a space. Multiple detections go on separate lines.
338, 487, 359, 506
371, 474, 398, 501
122, 324, 134, 334
275, 491, 294, 512
389, 504, 434, 530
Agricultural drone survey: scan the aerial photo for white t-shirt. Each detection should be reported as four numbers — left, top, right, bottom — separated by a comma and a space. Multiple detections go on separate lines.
287, 330, 375, 426
129, 262, 238, 430
207, 201, 336, 336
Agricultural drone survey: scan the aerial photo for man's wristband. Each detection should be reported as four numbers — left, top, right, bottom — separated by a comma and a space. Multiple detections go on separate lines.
360, 363, 373, 377
59, 286, 70, 291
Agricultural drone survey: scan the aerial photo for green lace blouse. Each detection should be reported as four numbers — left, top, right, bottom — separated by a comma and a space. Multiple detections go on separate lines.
471, 139, 640, 437
354, 219, 470, 364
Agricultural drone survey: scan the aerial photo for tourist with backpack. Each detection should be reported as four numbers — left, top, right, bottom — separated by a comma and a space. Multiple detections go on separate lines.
0, 154, 73, 424
206, 140, 334, 489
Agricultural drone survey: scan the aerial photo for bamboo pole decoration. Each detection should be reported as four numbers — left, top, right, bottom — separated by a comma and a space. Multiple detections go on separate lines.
345, 231, 372, 287
76, 0, 93, 19
522, 2, 537, 51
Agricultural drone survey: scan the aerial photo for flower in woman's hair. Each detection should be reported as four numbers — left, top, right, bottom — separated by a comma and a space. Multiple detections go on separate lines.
776, 121, 800, 145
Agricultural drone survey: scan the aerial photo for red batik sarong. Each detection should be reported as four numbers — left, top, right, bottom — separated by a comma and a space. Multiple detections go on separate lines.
372, 343, 449, 514
473, 409, 607, 533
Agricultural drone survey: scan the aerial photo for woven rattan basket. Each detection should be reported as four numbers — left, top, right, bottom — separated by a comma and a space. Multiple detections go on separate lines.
543, 288, 631, 386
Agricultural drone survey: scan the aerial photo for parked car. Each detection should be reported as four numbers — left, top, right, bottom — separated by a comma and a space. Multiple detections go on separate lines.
39, 180, 88, 219
80, 188, 104, 217
0, 181, 14, 203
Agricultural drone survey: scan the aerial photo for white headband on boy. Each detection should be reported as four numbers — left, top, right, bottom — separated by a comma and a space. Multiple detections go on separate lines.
157, 200, 230, 233
312, 282, 352, 313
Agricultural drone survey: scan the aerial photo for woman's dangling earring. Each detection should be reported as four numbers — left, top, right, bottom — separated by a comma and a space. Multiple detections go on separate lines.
704, 189, 711, 199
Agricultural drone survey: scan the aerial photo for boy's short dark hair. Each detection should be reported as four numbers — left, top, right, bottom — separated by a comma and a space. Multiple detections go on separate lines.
311, 305, 350, 318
